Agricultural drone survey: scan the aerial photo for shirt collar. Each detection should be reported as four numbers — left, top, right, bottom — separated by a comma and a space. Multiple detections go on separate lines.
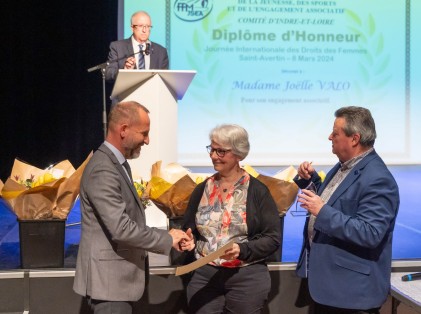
131, 36, 150, 49
104, 141, 126, 165
340, 147, 374, 171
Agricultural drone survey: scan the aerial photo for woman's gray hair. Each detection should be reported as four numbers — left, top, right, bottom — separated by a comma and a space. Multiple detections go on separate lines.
209, 124, 250, 159
335, 106, 376, 147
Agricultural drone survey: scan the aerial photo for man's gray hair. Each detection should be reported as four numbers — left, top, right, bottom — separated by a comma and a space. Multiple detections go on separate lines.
335, 106, 376, 147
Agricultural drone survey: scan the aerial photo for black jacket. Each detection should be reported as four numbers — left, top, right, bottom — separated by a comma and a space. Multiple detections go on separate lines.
182, 175, 281, 263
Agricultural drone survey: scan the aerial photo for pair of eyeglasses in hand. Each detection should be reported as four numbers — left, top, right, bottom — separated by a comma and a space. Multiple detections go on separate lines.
290, 181, 317, 217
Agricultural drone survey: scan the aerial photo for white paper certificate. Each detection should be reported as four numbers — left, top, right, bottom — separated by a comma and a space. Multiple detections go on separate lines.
175, 240, 235, 276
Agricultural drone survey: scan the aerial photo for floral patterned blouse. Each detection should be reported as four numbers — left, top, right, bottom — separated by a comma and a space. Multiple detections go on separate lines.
195, 172, 251, 267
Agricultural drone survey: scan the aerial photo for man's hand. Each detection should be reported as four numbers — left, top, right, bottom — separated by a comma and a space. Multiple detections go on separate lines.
297, 161, 314, 180
168, 229, 189, 252
124, 57, 136, 69
297, 188, 325, 216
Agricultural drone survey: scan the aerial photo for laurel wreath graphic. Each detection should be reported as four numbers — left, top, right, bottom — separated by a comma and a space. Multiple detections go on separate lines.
184, 8, 236, 118
344, 10, 392, 104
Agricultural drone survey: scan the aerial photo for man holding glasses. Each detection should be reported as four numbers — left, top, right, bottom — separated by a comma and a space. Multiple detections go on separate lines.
293, 106, 399, 314
105, 11, 169, 82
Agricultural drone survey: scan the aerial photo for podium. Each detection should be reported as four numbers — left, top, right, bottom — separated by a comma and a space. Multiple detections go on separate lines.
110, 70, 196, 237
111, 70, 196, 180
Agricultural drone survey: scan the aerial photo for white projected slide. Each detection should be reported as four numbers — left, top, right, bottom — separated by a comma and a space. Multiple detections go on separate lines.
123, 0, 421, 166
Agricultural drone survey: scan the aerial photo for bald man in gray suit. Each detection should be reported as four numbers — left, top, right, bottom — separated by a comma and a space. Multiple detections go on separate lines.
73, 101, 192, 314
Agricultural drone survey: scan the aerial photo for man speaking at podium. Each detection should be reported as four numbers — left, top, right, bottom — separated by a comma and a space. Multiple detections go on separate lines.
105, 11, 169, 82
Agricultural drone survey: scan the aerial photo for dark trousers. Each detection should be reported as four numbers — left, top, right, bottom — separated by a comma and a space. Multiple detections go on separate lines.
187, 263, 271, 314
314, 302, 380, 314
87, 297, 133, 314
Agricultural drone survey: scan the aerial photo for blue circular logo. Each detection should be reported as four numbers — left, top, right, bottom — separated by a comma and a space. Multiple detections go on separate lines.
174, 0, 213, 22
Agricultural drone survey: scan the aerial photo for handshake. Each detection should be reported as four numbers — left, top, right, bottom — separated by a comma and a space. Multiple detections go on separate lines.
169, 228, 195, 252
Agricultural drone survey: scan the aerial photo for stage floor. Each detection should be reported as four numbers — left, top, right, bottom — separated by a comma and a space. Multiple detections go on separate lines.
1, 165, 420, 269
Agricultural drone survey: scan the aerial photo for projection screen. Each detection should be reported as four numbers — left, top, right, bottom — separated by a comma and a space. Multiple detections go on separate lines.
121, 0, 421, 166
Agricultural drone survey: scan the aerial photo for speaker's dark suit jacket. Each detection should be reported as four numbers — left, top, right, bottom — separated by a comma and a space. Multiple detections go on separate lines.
295, 150, 399, 310
105, 37, 169, 81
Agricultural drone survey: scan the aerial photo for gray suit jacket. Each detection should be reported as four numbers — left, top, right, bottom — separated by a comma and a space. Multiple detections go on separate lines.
105, 37, 169, 81
73, 143, 172, 301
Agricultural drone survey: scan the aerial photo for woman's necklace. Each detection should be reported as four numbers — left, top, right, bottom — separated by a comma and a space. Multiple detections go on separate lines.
220, 179, 235, 193
219, 169, 243, 193
219, 183, 230, 193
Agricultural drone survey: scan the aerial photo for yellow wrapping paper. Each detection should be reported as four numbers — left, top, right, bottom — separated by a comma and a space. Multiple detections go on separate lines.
146, 161, 210, 217
149, 175, 197, 217
147, 161, 298, 218
244, 165, 299, 216
1, 153, 92, 219
255, 174, 298, 216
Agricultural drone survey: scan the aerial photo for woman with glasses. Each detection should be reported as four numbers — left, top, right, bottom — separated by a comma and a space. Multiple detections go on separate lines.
181, 124, 281, 314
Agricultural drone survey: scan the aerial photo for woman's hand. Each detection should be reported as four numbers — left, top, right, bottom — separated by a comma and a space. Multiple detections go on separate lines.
220, 243, 240, 260
179, 228, 195, 252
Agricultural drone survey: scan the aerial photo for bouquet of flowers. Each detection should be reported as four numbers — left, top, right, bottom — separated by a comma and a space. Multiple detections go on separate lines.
145, 161, 210, 218
134, 179, 151, 207
1, 153, 92, 220
146, 161, 299, 218
243, 165, 299, 216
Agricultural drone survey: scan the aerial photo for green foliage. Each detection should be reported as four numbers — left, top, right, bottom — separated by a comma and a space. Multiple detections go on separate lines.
345, 9, 392, 103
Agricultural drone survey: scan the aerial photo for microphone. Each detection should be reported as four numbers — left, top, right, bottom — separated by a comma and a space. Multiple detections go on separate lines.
88, 44, 149, 73
401, 272, 421, 281
103, 50, 141, 68
145, 43, 151, 55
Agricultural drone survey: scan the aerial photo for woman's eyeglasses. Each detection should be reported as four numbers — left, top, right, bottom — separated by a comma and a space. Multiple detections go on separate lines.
206, 145, 231, 158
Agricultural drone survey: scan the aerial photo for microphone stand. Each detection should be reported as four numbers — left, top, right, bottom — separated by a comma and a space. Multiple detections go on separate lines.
87, 61, 108, 140
86, 50, 144, 139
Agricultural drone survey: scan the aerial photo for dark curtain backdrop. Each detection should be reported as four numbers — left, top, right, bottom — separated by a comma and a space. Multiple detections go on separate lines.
1, 1, 118, 181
